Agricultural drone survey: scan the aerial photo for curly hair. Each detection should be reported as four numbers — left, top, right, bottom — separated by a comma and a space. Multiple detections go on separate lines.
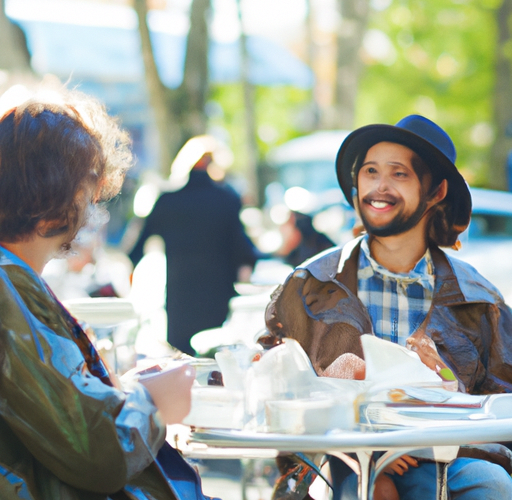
0, 87, 132, 242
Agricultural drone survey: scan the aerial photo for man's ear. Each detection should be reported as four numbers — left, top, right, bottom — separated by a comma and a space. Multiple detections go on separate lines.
428, 179, 448, 206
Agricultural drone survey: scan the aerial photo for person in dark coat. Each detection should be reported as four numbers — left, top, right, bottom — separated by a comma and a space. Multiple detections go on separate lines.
280, 211, 335, 268
129, 137, 261, 356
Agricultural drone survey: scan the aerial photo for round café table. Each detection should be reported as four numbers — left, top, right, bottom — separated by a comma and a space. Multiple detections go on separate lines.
176, 393, 512, 500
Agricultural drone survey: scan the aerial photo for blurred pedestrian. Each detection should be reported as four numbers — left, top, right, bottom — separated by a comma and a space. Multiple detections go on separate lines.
277, 210, 335, 267
129, 135, 261, 356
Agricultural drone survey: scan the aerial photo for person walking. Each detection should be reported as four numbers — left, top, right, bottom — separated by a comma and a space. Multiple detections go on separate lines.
129, 136, 261, 356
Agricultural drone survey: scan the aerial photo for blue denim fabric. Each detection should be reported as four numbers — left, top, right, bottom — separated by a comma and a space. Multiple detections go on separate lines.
338, 458, 512, 500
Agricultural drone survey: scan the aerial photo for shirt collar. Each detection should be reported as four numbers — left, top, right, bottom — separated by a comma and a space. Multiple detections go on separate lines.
0, 246, 48, 289
0, 245, 32, 270
359, 235, 435, 290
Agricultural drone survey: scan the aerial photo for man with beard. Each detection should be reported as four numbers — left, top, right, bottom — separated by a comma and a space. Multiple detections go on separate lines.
263, 115, 512, 499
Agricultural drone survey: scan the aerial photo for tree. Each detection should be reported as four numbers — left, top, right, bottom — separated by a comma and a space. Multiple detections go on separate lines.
302, 0, 370, 131
331, 0, 370, 130
0, 0, 31, 72
357, 0, 499, 187
236, 0, 260, 203
133, 0, 210, 177
490, 0, 512, 190
0, 0, 35, 97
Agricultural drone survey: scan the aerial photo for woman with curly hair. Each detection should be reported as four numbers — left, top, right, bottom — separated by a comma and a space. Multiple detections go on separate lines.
0, 87, 214, 500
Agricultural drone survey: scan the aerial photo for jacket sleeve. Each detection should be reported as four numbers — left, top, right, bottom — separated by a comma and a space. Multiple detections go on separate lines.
226, 194, 263, 270
261, 267, 368, 373
0, 273, 166, 494
128, 197, 165, 267
486, 300, 512, 393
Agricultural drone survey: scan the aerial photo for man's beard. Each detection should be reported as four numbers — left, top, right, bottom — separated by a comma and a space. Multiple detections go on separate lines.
359, 197, 428, 237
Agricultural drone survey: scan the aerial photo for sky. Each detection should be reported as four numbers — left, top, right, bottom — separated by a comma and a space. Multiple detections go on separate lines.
5, 0, 310, 45
5, 0, 394, 71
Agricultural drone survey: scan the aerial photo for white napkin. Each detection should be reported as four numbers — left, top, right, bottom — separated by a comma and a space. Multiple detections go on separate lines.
361, 334, 442, 389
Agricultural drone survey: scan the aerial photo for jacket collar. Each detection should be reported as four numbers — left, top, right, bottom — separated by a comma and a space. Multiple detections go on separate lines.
301, 237, 501, 306
298, 236, 361, 296
431, 246, 503, 305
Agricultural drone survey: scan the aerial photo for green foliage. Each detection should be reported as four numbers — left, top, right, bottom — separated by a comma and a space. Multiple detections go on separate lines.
357, 0, 500, 186
209, 83, 310, 173
208, 1, 504, 189
254, 85, 313, 156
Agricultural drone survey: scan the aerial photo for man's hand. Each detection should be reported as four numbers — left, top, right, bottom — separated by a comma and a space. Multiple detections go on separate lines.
320, 352, 366, 379
383, 455, 418, 476
406, 331, 447, 373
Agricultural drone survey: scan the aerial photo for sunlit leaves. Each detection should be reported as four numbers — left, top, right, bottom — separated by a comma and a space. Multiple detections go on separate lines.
357, 0, 499, 185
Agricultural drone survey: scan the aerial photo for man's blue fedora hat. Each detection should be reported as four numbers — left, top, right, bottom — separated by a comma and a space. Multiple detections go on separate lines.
335, 114, 472, 232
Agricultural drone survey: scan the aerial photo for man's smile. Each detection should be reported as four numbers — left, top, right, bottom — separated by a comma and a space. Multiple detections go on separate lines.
369, 200, 393, 209
362, 194, 398, 211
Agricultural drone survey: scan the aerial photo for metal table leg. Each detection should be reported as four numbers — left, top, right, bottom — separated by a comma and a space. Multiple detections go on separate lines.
373, 449, 451, 500
356, 451, 373, 500
327, 450, 374, 500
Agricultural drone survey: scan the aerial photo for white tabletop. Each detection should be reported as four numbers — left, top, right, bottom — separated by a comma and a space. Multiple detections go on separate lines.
189, 415, 512, 455
180, 393, 512, 500
186, 391, 512, 455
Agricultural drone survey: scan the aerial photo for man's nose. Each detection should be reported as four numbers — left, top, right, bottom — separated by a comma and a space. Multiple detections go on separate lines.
375, 175, 390, 192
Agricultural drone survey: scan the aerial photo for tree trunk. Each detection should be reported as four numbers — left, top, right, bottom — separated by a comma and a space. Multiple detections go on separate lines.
179, 0, 210, 139
237, 0, 260, 204
0, 0, 39, 101
328, 0, 369, 130
490, 0, 512, 191
0, 0, 31, 72
304, 0, 320, 131
134, 0, 210, 177
134, 0, 176, 177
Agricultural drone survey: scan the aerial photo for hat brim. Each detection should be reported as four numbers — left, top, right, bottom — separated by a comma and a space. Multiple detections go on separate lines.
335, 124, 472, 229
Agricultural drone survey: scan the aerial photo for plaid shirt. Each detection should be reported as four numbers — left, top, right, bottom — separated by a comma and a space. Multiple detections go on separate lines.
357, 236, 435, 346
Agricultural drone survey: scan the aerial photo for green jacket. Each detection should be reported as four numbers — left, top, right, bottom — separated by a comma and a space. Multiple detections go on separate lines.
0, 247, 178, 499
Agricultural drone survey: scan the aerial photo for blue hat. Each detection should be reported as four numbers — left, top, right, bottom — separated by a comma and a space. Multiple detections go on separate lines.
335, 114, 472, 232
